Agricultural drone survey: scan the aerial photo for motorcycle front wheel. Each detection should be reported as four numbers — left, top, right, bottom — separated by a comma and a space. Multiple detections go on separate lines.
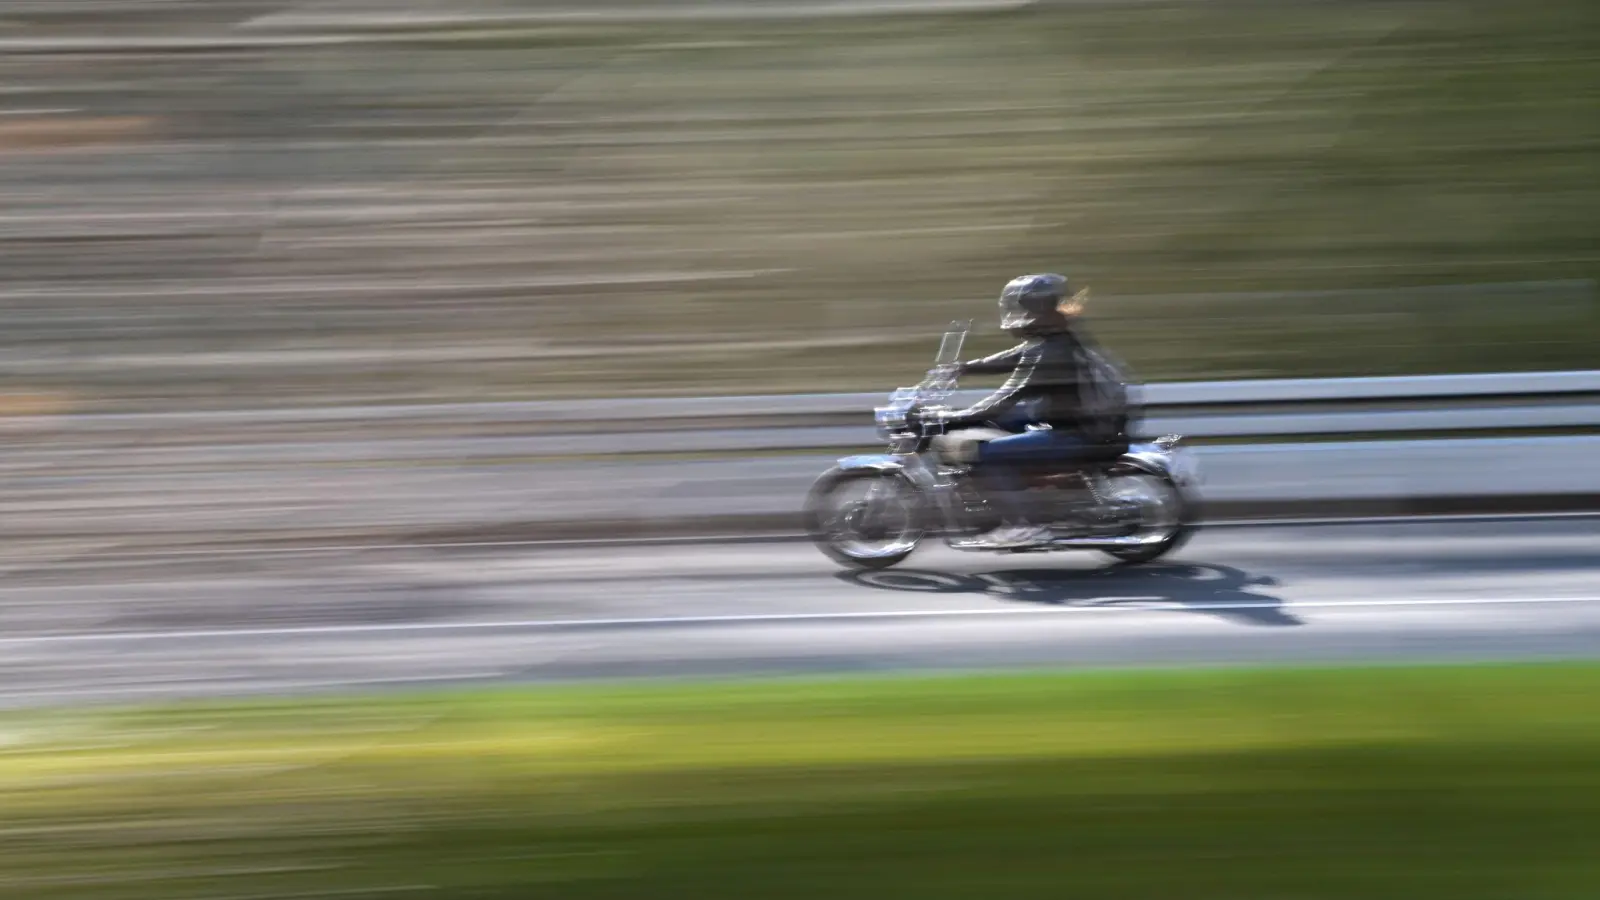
803, 468, 925, 570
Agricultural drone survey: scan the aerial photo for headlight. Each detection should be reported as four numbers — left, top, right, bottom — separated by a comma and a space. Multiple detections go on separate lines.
874, 406, 907, 437
875, 389, 918, 437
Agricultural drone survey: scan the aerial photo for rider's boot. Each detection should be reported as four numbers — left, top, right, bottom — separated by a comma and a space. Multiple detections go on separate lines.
954, 472, 1050, 549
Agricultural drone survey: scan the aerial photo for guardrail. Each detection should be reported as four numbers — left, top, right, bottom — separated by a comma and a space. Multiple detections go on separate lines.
8, 371, 1597, 462
0, 373, 1596, 542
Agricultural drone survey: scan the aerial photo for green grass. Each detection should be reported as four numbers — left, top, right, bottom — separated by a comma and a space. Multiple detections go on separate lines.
2, 664, 1599, 898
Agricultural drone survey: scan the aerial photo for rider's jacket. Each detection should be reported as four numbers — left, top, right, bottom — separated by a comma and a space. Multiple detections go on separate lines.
944, 325, 1131, 443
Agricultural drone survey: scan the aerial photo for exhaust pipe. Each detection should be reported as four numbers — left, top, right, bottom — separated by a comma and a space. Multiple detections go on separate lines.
1046, 534, 1167, 550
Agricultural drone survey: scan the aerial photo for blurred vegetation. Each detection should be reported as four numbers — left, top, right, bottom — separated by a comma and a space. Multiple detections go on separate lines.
0, 1, 1596, 409
1, 664, 1598, 898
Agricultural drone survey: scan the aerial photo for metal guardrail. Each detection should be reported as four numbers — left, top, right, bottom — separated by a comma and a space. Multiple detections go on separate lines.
0, 374, 1595, 540
8, 372, 1597, 457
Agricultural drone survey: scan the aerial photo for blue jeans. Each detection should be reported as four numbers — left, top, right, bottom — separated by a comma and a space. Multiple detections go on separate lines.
976, 427, 1094, 524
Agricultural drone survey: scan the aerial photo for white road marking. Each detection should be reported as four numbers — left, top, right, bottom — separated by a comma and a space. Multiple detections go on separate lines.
0, 595, 1595, 648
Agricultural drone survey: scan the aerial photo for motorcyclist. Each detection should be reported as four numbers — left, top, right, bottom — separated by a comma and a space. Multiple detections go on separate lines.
923, 273, 1133, 548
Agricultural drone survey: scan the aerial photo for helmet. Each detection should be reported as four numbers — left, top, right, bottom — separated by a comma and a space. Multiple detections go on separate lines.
998, 272, 1075, 336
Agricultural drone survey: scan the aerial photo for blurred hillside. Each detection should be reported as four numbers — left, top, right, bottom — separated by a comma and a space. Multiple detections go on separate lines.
0, 0, 1596, 411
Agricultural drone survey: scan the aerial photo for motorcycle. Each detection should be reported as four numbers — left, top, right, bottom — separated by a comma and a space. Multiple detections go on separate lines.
804, 321, 1200, 570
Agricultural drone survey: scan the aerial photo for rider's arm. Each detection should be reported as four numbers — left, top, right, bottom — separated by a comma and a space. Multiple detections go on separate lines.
941, 346, 1040, 428
957, 342, 1027, 376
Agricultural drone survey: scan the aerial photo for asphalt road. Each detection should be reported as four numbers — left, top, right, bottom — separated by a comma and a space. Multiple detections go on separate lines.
1, 515, 1596, 707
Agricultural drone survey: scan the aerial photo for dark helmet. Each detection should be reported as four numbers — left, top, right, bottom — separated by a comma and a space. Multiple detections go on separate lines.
998, 272, 1074, 336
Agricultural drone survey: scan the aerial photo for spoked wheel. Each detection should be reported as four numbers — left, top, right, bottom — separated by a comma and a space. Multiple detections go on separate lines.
803, 469, 925, 570
1100, 471, 1196, 565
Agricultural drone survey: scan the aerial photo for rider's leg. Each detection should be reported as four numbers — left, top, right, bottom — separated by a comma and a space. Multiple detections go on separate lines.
973, 429, 1091, 544
988, 403, 1037, 434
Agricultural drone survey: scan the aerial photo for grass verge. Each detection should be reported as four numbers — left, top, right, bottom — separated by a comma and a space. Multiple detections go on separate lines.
1, 664, 1598, 898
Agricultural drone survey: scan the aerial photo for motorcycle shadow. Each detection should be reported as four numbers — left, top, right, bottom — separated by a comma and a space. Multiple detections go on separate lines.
839, 563, 1301, 627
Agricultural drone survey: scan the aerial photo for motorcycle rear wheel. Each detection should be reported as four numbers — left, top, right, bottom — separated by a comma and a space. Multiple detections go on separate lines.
1100, 471, 1196, 565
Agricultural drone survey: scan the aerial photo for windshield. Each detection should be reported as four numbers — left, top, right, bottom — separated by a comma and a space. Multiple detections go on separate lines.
933, 320, 970, 366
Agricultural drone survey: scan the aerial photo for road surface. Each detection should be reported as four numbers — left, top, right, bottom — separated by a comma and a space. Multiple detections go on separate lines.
1, 515, 1597, 707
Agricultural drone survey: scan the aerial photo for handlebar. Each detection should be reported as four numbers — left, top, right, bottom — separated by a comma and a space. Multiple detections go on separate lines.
873, 321, 972, 440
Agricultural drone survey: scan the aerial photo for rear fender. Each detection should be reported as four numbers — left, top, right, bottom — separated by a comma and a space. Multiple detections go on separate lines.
1114, 449, 1178, 482
1116, 443, 1200, 487
1115, 451, 1164, 473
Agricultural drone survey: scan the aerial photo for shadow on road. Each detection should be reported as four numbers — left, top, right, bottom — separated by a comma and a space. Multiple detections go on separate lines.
839, 563, 1301, 627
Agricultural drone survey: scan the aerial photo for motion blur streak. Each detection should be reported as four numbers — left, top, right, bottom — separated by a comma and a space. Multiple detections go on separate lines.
0, 1, 1597, 898
1, 0, 1596, 415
